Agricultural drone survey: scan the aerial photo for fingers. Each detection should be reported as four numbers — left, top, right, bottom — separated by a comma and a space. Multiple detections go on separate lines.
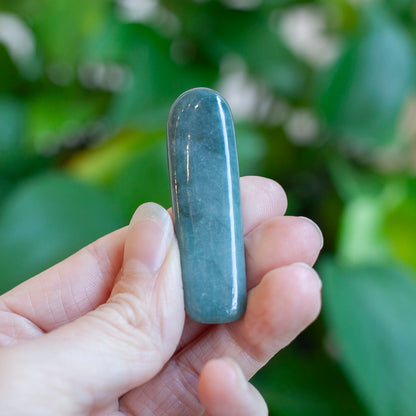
240, 176, 287, 234
231, 263, 321, 362
2, 204, 185, 412
245, 215, 323, 289
120, 263, 321, 414
0, 176, 286, 336
177, 214, 323, 350
0, 227, 128, 333
175, 176, 288, 349
199, 358, 268, 416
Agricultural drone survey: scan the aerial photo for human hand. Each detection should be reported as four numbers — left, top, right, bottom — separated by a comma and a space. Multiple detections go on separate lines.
0, 176, 323, 416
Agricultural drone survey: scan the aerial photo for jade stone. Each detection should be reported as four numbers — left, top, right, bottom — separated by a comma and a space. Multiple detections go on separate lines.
167, 87, 246, 324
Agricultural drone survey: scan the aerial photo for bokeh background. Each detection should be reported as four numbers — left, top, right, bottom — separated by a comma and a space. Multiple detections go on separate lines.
1, 0, 416, 414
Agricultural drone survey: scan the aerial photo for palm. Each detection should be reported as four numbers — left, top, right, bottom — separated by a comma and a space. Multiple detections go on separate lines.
0, 177, 322, 415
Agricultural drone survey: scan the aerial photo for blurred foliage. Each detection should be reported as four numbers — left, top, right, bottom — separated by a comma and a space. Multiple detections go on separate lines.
1, 0, 416, 414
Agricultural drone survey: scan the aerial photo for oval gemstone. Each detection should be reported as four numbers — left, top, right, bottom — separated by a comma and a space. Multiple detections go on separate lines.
167, 87, 246, 323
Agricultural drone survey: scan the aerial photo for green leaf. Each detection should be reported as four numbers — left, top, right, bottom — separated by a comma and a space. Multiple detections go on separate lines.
335, 174, 410, 267
319, 7, 415, 150
209, 7, 305, 97
235, 124, 267, 176
109, 139, 171, 220
322, 260, 416, 416
107, 24, 216, 129
0, 178, 12, 204
26, 88, 106, 152
252, 346, 368, 416
0, 45, 22, 92
82, 16, 149, 63
26, 0, 109, 66
170, 2, 305, 97
65, 129, 150, 185
382, 0, 415, 20
338, 194, 389, 265
383, 186, 416, 272
0, 95, 45, 178
0, 172, 124, 294
326, 156, 384, 202
0, 95, 25, 172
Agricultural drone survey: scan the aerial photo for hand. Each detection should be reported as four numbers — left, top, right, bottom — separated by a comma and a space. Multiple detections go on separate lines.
0, 176, 323, 416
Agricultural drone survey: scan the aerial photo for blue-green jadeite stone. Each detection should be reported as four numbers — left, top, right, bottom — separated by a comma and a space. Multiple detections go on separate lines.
167, 87, 246, 324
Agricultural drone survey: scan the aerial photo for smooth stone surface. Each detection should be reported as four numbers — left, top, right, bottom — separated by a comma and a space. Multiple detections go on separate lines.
167, 87, 246, 324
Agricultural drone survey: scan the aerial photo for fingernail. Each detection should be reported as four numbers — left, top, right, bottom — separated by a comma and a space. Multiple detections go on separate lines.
298, 216, 324, 249
292, 262, 322, 290
130, 202, 173, 272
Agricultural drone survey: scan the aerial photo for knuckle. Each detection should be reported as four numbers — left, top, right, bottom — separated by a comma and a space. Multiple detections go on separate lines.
90, 293, 160, 356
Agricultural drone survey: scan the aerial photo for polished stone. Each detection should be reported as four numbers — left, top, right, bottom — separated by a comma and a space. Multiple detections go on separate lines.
167, 87, 246, 323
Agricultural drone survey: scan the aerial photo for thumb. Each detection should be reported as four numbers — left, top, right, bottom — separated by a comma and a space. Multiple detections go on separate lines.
4, 203, 185, 410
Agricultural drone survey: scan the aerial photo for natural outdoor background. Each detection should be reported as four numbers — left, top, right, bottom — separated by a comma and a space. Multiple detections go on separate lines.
1, 0, 415, 414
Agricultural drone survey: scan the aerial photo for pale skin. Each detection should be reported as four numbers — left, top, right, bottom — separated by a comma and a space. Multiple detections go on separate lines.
0, 176, 323, 415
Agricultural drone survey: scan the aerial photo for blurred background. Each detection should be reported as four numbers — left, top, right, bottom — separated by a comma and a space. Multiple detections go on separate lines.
1, 0, 416, 414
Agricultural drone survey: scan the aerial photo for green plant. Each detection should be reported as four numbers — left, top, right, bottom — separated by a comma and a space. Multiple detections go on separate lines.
1, 1, 415, 414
